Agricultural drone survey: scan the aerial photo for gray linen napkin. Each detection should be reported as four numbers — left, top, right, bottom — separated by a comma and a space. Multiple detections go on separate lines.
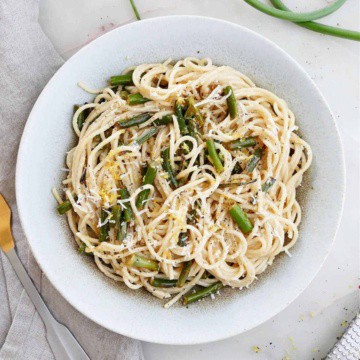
0, 1, 144, 359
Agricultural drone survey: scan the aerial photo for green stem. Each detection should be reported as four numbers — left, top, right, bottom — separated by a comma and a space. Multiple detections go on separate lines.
161, 147, 179, 188
244, 0, 346, 22
219, 179, 257, 188
224, 86, 238, 119
177, 261, 192, 287
74, 105, 84, 131
153, 114, 173, 126
136, 163, 157, 209
185, 97, 204, 127
183, 281, 223, 305
126, 254, 158, 271
229, 204, 253, 234
229, 137, 256, 150
206, 140, 224, 173
57, 200, 72, 215
127, 93, 150, 105
270, 0, 360, 41
111, 205, 122, 228
262, 177, 276, 193
175, 99, 189, 135
120, 90, 129, 100
117, 215, 127, 241
118, 188, 134, 222
118, 113, 152, 128
74, 105, 91, 131
134, 127, 159, 146
150, 278, 177, 288
245, 148, 263, 172
78, 243, 93, 256
186, 117, 198, 142
129, 0, 141, 20
99, 208, 110, 242
109, 72, 134, 86
57, 195, 78, 215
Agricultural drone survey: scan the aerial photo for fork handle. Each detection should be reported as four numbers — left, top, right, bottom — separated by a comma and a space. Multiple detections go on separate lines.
5, 248, 90, 360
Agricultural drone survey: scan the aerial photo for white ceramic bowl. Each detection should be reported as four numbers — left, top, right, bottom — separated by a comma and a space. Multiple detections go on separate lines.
16, 16, 345, 345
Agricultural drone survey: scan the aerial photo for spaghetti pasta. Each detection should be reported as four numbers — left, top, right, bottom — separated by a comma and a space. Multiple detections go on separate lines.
55, 58, 312, 307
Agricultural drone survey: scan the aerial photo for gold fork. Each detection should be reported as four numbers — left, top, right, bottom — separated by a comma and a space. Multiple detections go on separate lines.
0, 194, 90, 360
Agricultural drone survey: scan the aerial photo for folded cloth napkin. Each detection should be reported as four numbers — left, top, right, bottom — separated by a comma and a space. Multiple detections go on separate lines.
0, 1, 144, 359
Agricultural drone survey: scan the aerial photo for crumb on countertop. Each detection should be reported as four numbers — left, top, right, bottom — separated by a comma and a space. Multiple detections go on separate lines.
288, 337, 297, 352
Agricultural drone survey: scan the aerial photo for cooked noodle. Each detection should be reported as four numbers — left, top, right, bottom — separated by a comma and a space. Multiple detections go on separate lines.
55, 58, 312, 307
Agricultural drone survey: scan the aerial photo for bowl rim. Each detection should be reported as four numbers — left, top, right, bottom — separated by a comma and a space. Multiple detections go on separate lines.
15, 15, 345, 344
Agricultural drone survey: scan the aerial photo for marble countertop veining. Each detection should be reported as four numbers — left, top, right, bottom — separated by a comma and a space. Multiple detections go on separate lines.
39, 1, 360, 358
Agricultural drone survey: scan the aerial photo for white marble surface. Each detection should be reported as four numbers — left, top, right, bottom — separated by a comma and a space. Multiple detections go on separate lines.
39, 1, 359, 358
